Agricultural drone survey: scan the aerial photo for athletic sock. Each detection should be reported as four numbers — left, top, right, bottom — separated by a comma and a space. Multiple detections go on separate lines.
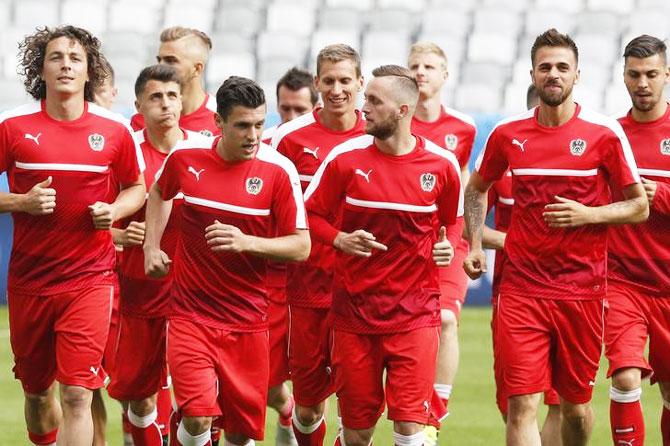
223, 440, 255, 446
292, 409, 326, 446
128, 406, 163, 446
393, 431, 424, 446
662, 399, 670, 446
169, 410, 182, 446
434, 383, 452, 414
176, 421, 211, 446
28, 428, 58, 446
610, 386, 644, 445
156, 386, 173, 437
278, 395, 295, 428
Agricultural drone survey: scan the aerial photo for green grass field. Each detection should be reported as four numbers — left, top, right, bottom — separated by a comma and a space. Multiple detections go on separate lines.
0, 306, 663, 444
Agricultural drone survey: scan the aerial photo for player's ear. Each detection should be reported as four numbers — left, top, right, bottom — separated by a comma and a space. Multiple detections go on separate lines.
134, 99, 140, 113
398, 104, 410, 119
575, 68, 580, 85
214, 112, 224, 129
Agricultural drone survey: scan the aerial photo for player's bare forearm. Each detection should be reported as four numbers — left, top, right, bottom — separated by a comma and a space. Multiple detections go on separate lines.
482, 226, 506, 250
243, 229, 311, 261
143, 184, 172, 250
111, 175, 146, 221
592, 183, 648, 225
464, 183, 488, 250
0, 192, 32, 213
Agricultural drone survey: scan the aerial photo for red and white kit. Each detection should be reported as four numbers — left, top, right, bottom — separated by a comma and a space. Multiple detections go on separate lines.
108, 129, 212, 402
605, 105, 670, 382
412, 107, 476, 317
305, 134, 463, 428
131, 94, 220, 137
156, 141, 306, 439
0, 101, 143, 393
272, 108, 366, 406
477, 104, 639, 404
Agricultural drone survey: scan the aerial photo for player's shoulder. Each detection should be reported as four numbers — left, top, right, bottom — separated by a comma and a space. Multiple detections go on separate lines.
422, 138, 461, 172
577, 105, 627, 138
87, 102, 133, 131
491, 108, 536, 136
261, 124, 277, 143
443, 106, 477, 129
255, 142, 300, 177
205, 94, 217, 112
271, 112, 317, 147
0, 102, 42, 125
181, 130, 215, 149
325, 134, 375, 164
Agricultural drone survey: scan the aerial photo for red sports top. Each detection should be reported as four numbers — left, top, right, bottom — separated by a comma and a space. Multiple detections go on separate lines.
118, 129, 213, 317
0, 101, 144, 295
305, 135, 463, 334
272, 108, 366, 308
608, 105, 670, 297
156, 141, 307, 331
131, 94, 220, 137
476, 104, 639, 300
487, 170, 513, 298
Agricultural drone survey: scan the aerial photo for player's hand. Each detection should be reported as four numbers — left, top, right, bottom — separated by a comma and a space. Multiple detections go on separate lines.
144, 246, 171, 278
89, 201, 116, 229
542, 195, 593, 228
205, 220, 250, 253
120, 221, 145, 246
463, 248, 487, 280
433, 226, 454, 266
22, 176, 56, 215
333, 229, 388, 257
641, 177, 657, 206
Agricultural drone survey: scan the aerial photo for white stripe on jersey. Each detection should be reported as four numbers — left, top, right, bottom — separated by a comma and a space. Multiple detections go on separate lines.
303, 134, 374, 201
88, 102, 146, 173
255, 143, 308, 229
423, 139, 464, 217
578, 106, 640, 183
345, 196, 438, 213
183, 194, 271, 216
444, 106, 477, 129
474, 108, 535, 171
0, 102, 41, 124
15, 161, 109, 173
299, 174, 314, 182
498, 196, 514, 205
205, 94, 217, 112
270, 112, 317, 149
638, 168, 670, 178
512, 168, 598, 177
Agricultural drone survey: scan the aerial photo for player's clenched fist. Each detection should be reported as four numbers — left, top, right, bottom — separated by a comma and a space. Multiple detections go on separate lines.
333, 229, 388, 257
205, 220, 250, 253
89, 201, 116, 229
143, 246, 171, 278
433, 226, 454, 266
463, 248, 487, 280
121, 221, 145, 246
22, 176, 56, 215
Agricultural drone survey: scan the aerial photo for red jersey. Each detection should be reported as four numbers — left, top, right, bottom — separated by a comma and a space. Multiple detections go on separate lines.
411, 106, 477, 169
0, 101, 144, 295
118, 129, 214, 317
608, 105, 670, 297
261, 124, 277, 146
156, 141, 307, 331
305, 135, 463, 334
487, 170, 513, 298
131, 94, 220, 137
272, 108, 366, 307
476, 104, 639, 300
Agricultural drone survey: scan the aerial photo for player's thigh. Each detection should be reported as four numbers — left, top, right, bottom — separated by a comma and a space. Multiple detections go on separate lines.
438, 241, 469, 319
648, 297, 670, 383
268, 291, 289, 388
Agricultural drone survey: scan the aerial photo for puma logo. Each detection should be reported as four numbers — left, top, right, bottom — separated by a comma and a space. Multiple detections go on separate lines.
617, 439, 635, 445
90, 366, 100, 376
355, 168, 372, 183
303, 147, 319, 159
188, 166, 204, 181
512, 138, 527, 152
24, 132, 41, 145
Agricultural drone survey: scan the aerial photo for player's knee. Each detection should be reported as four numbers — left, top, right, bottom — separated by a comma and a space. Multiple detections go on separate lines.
560, 402, 592, 432
295, 404, 323, 426
266, 384, 287, 408
657, 381, 670, 404
129, 396, 157, 417
60, 385, 92, 412
342, 429, 374, 446
180, 416, 212, 436
507, 394, 540, 423
24, 388, 53, 409
224, 432, 253, 446
612, 367, 642, 391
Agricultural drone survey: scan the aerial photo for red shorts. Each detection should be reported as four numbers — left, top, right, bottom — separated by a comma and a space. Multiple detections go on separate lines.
107, 314, 168, 401
332, 327, 439, 430
605, 283, 670, 382
9, 286, 114, 394
268, 286, 289, 388
438, 240, 469, 318
102, 280, 120, 376
496, 293, 603, 405
491, 297, 560, 415
288, 306, 334, 407
167, 319, 268, 440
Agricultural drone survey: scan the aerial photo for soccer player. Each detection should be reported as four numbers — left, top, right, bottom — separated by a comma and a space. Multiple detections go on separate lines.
144, 76, 309, 446
271, 44, 366, 446
485, 84, 562, 446
406, 41, 476, 443
93, 56, 118, 111
304, 64, 462, 446
261, 67, 319, 144
463, 29, 648, 446
108, 64, 213, 446
0, 25, 146, 446
605, 34, 670, 446
130, 26, 219, 137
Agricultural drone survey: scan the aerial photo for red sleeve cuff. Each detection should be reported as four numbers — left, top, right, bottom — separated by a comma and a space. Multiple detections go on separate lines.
307, 211, 339, 245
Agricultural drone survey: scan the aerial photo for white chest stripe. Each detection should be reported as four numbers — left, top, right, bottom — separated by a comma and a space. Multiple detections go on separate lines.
183, 194, 270, 216
15, 161, 109, 173
345, 196, 437, 213
638, 168, 670, 178
498, 196, 514, 205
512, 168, 598, 177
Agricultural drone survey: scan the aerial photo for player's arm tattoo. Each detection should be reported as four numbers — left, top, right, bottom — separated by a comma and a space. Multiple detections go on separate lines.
464, 184, 487, 249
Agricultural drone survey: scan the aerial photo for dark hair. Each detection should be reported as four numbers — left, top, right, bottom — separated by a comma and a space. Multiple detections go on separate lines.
18, 25, 108, 101
531, 28, 579, 66
526, 84, 539, 109
134, 64, 181, 97
215, 76, 265, 119
624, 35, 667, 63
100, 55, 115, 86
276, 67, 318, 105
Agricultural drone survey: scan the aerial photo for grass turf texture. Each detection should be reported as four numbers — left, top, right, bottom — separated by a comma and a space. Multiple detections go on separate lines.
0, 306, 663, 444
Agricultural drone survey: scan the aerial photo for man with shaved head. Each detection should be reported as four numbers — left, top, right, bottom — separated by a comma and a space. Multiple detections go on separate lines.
130, 26, 219, 136
304, 65, 463, 446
